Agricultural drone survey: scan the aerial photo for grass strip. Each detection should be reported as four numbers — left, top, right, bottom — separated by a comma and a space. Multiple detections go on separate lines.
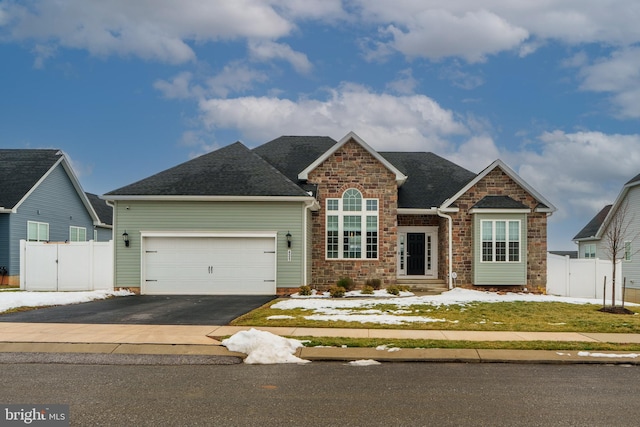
295, 336, 640, 352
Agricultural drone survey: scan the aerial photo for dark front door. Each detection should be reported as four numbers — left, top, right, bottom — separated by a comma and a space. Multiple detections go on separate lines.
407, 233, 425, 275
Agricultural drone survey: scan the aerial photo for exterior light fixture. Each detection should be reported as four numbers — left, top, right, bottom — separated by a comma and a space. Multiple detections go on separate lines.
122, 231, 130, 247
286, 231, 292, 248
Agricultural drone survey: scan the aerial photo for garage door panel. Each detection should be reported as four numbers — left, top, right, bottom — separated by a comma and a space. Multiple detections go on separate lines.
143, 236, 276, 295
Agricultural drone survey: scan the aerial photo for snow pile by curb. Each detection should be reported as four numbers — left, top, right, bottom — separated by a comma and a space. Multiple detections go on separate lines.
222, 328, 310, 364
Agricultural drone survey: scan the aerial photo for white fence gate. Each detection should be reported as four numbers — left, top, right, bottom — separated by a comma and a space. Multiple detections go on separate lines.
20, 240, 113, 291
547, 253, 622, 300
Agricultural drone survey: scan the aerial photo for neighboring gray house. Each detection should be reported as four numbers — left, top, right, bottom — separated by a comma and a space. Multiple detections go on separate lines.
87, 192, 113, 241
0, 149, 111, 286
103, 132, 556, 296
574, 174, 640, 302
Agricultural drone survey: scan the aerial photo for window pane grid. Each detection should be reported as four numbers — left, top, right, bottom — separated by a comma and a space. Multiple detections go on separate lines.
481, 220, 520, 263
326, 190, 378, 260
343, 189, 362, 211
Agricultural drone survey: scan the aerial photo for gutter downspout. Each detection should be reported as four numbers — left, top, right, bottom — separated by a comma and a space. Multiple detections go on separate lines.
437, 208, 454, 290
303, 199, 319, 286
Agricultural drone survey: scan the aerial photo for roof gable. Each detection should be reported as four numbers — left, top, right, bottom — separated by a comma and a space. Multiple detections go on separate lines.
579, 172, 640, 241
0, 149, 63, 209
0, 149, 99, 223
573, 204, 612, 241
441, 159, 557, 213
297, 132, 408, 185
105, 142, 310, 198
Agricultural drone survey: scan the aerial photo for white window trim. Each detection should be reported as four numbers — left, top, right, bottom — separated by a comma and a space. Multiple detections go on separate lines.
480, 219, 522, 263
27, 220, 49, 242
70, 226, 87, 242
625, 241, 632, 261
583, 243, 596, 259
325, 190, 379, 260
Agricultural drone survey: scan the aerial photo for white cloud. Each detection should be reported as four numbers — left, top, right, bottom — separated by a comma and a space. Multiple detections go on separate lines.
354, 1, 640, 62
197, 83, 468, 150
1, 0, 295, 64
382, 9, 528, 63
578, 47, 640, 118
206, 63, 269, 98
514, 130, 640, 233
248, 40, 312, 74
386, 68, 418, 94
447, 135, 501, 173
154, 71, 198, 99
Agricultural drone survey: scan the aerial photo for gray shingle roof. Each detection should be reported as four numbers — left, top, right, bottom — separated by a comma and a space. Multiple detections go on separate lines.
573, 204, 612, 240
252, 136, 337, 184
471, 195, 530, 210
86, 193, 113, 225
379, 152, 477, 208
0, 149, 63, 209
626, 173, 640, 185
106, 142, 309, 197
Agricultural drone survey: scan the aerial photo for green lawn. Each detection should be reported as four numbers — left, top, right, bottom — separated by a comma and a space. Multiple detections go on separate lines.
230, 299, 640, 350
231, 299, 640, 334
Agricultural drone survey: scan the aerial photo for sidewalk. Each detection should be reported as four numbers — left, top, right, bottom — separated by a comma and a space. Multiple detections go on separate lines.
1, 322, 640, 364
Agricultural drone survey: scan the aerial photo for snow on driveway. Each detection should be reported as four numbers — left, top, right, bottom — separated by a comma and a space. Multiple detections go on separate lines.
0, 289, 133, 313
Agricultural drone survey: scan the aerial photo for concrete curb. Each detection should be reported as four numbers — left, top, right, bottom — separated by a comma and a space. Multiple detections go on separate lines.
298, 347, 640, 364
2, 342, 638, 365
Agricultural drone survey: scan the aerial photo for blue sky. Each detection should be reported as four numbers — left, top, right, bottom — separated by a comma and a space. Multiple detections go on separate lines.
2, 1, 640, 250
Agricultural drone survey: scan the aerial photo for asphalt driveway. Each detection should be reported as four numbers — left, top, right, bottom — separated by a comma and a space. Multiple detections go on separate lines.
0, 295, 276, 325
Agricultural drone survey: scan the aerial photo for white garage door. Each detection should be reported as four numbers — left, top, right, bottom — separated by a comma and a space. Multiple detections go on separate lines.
143, 236, 276, 295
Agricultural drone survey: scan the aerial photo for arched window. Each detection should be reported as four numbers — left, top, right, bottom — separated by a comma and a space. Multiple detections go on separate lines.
326, 189, 378, 259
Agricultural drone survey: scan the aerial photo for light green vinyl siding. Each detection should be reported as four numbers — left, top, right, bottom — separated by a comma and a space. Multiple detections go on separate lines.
473, 213, 527, 286
113, 200, 307, 290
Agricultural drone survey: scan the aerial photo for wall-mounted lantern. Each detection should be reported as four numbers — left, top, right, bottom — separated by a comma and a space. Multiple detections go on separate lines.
122, 231, 130, 247
286, 231, 292, 248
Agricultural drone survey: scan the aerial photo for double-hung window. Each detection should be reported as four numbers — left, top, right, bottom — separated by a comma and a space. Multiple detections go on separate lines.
481, 220, 520, 262
27, 221, 49, 242
583, 243, 596, 259
70, 226, 87, 242
326, 189, 378, 259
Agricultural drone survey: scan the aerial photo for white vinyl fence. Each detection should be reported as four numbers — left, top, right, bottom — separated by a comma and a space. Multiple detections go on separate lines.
547, 253, 622, 300
20, 240, 113, 291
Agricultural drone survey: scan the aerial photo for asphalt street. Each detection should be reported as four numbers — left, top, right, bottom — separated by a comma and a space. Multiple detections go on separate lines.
1, 362, 638, 426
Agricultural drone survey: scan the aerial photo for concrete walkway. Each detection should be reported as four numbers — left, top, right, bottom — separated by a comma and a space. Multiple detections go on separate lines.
1, 322, 640, 364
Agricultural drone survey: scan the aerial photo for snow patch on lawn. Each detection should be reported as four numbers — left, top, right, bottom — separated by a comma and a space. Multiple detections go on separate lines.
274, 288, 636, 311
0, 289, 134, 313
304, 313, 446, 325
221, 328, 310, 365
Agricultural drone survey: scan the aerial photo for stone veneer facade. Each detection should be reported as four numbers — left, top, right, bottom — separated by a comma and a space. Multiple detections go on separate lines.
446, 168, 548, 291
307, 139, 398, 288
305, 139, 548, 291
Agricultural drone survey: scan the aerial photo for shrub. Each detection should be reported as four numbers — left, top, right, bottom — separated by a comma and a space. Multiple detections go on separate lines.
386, 285, 400, 296
360, 285, 374, 295
329, 285, 346, 298
298, 285, 312, 296
336, 277, 356, 292
365, 278, 382, 290
397, 285, 411, 292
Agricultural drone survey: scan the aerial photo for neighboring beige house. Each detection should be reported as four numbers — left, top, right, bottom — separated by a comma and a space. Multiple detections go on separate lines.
103, 132, 556, 295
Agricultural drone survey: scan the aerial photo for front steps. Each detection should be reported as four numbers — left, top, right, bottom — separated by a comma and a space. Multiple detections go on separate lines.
396, 278, 448, 295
